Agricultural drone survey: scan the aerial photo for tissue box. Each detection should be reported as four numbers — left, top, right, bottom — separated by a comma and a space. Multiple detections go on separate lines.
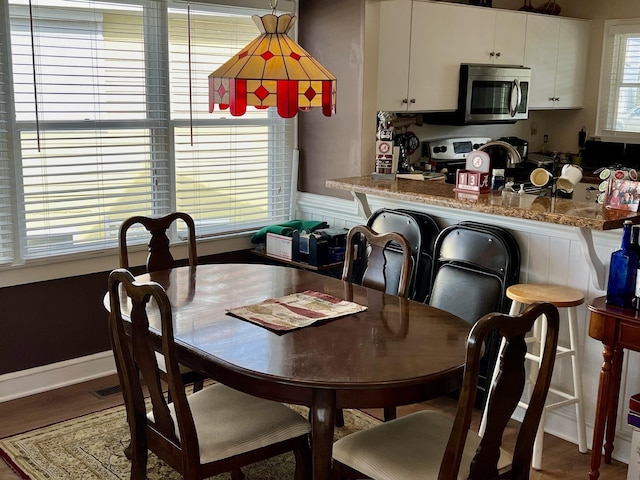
265, 233, 293, 261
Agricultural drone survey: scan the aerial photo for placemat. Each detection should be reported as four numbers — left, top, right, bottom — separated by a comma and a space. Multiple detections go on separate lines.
226, 290, 367, 331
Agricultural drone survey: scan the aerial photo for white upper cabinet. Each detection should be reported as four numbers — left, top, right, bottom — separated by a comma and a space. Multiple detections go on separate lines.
371, 0, 590, 113
375, 0, 413, 112
524, 14, 590, 109
375, 0, 526, 112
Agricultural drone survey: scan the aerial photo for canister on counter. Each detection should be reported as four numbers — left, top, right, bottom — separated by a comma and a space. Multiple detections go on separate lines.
491, 169, 505, 190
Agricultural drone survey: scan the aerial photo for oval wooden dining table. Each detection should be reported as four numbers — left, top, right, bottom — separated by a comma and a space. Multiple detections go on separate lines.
105, 263, 472, 480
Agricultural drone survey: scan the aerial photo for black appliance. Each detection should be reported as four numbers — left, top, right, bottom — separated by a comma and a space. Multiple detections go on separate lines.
581, 140, 625, 169
500, 136, 529, 161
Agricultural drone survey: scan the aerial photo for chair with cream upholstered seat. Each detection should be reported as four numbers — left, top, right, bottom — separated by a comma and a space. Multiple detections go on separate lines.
119, 212, 205, 396
108, 268, 311, 480
331, 302, 559, 480
341, 224, 413, 424
342, 224, 413, 298
479, 283, 588, 471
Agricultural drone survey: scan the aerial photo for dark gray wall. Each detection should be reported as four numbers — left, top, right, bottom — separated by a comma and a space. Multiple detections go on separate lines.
298, 0, 365, 198
0, 251, 255, 375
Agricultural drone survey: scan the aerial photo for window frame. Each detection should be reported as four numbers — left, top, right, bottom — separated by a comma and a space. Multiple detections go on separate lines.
0, 0, 298, 269
596, 18, 640, 142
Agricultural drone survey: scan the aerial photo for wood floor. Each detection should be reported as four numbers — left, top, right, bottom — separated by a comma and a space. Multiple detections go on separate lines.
0, 375, 629, 480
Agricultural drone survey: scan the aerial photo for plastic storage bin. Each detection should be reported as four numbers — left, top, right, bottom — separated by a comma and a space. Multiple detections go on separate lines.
628, 393, 640, 479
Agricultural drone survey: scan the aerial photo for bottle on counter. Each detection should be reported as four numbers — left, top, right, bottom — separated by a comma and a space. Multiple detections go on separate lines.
607, 220, 639, 308
491, 169, 505, 191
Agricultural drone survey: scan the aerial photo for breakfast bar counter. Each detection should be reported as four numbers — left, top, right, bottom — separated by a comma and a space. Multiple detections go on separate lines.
326, 176, 640, 231
326, 176, 640, 291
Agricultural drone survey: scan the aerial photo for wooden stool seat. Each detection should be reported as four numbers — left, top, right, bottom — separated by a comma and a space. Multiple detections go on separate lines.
506, 284, 584, 307
480, 283, 588, 471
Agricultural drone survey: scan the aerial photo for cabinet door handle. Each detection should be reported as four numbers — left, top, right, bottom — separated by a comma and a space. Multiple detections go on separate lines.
402, 99, 408, 104
496, 52, 501, 57
490, 51, 495, 57
410, 99, 416, 104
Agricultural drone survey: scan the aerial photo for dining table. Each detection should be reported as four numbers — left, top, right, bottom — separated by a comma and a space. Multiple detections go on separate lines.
105, 262, 473, 479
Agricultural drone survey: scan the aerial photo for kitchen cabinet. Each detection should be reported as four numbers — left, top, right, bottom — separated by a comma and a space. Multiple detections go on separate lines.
374, 0, 526, 112
524, 14, 590, 109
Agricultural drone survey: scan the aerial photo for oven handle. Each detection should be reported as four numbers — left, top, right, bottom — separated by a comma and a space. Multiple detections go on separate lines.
509, 79, 522, 117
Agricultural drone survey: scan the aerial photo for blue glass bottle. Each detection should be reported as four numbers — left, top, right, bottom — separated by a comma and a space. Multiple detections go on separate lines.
607, 220, 639, 308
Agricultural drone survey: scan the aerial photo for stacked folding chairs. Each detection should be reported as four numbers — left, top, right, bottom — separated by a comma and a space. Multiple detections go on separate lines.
367, 209, 521, 408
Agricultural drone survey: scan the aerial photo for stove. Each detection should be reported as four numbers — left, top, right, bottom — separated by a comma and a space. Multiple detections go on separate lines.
423, 137, 492, 183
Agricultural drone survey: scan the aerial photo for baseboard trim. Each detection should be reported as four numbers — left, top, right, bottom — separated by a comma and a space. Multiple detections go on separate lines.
0, 351, 116, 403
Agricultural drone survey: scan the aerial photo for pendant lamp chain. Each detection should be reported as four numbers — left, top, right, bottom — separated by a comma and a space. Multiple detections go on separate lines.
28, 0, 42, 151
187, 2, 193, 146
269, 0, 277, 13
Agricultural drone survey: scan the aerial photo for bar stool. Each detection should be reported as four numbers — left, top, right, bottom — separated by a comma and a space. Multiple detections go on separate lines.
479, 283, 588, 470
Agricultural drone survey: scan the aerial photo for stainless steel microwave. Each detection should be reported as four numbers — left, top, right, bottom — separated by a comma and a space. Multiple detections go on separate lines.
423, 64, 531, 125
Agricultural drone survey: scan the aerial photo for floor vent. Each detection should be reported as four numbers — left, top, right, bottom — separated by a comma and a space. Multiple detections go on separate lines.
91, 384, 122, 399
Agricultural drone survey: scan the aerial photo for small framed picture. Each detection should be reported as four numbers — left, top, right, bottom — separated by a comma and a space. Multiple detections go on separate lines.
604, 177, 640, 212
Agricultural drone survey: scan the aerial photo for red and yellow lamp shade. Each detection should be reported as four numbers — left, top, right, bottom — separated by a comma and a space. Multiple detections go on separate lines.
208, 13, 336, 118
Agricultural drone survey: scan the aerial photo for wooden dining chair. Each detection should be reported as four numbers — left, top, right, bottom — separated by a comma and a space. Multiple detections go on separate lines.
342, 224, 413, 298
119, 211, 197, 273
332, 302, 560, 480
118, 212, 205, 396
108, 268, 312, 480
341, 224, 413, 424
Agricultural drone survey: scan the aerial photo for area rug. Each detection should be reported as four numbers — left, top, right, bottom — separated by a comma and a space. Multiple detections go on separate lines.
0, 405, 378, 480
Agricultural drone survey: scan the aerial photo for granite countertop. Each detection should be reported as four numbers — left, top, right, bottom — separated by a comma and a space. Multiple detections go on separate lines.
326, 176, 640, 231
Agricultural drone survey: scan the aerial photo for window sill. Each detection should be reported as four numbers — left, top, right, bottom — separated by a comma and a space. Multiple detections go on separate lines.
0, 233, 254, 288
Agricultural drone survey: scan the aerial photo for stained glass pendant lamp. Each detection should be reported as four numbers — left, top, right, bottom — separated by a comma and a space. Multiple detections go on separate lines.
208, 1, 336, 118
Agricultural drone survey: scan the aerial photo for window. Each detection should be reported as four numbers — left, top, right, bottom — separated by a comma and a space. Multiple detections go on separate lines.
597, 19, 640, 139
0, 0, 296, 266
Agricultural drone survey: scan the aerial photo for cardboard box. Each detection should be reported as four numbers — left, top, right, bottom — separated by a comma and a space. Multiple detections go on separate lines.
266, 233, 293, 261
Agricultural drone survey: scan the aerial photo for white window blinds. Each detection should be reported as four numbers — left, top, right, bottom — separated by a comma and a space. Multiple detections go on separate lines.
0, 4, 14, 264
597, 19, 640, 139
0, 0, 295, 265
